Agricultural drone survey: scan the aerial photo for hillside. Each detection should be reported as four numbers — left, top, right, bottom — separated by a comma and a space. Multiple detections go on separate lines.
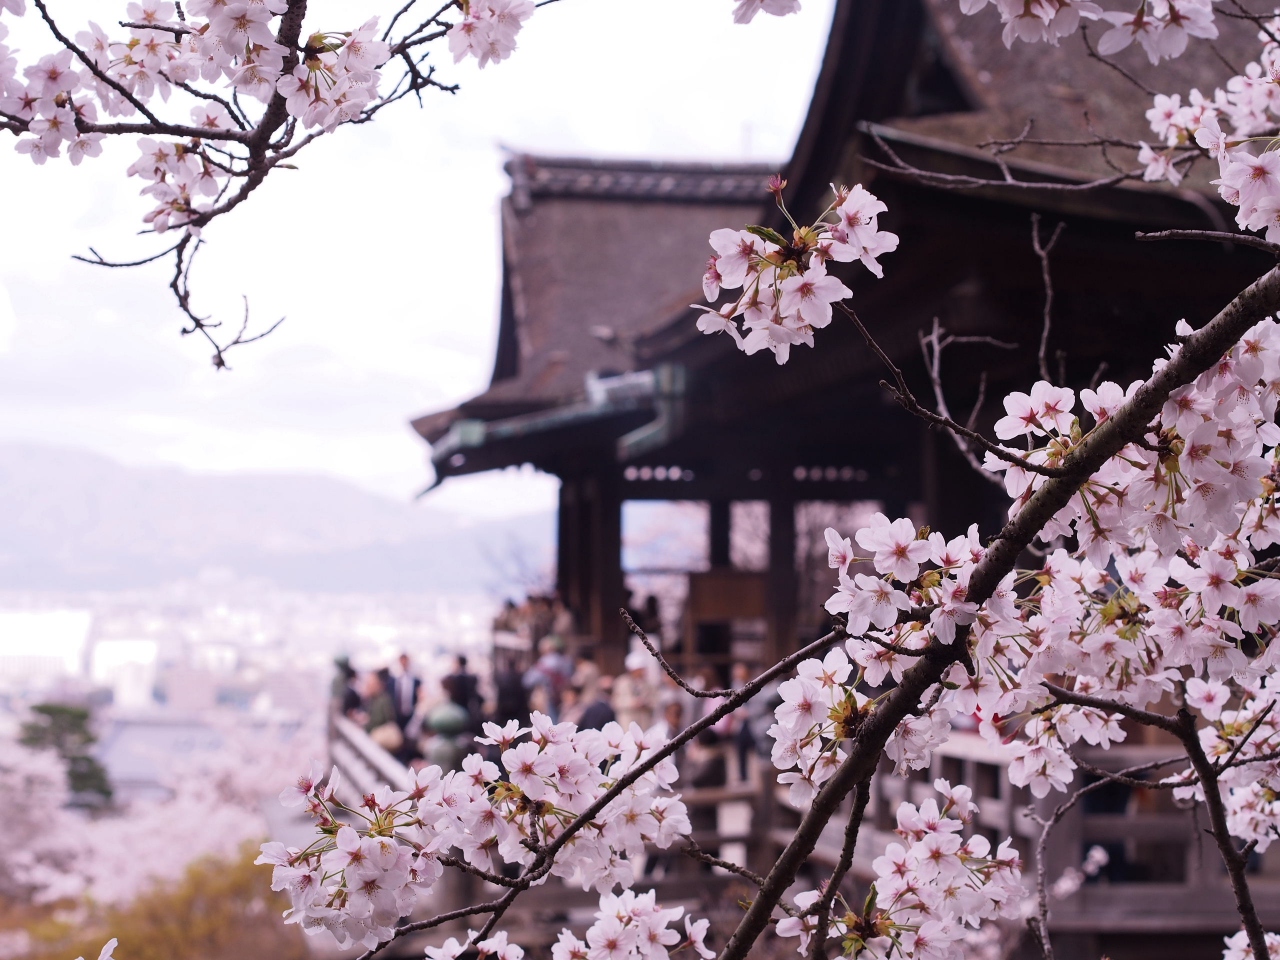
0, 443, 554, 592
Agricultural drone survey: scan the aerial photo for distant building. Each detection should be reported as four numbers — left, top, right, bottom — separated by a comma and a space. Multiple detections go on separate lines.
91, 639, 158, 711
0, 610, 92, 691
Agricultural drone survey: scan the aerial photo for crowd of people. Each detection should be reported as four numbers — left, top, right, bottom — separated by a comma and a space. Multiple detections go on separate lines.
330, 642, 773, 783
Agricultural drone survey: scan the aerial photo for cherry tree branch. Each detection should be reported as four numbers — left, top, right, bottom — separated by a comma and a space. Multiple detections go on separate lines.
842, 303, 1068, 478
1176, 707, 1271, 960
1031, 213, 1066, 385
682, 840, 777, 898
31, 0, 164, 126
864, 128, 1137, 194
918, 316, 1017, 488
1023, 754, 1187, 960
1078, 24, 1159, 96
1136, 228, 1280, 257
355, 625, 852, 960
1040, 680, 1181, 734
807, 781, 871, 960
1215, 700, 1276, 774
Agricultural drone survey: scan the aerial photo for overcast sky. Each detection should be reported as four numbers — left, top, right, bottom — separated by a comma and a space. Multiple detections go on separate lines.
0, 1, 835, 519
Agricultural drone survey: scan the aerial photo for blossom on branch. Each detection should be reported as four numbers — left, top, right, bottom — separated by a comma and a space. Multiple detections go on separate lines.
694, 181, 897, 363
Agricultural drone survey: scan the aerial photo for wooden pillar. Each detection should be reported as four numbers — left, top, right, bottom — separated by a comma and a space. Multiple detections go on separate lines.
767, 492, 796, 661
709, 498, 731, 568
587, 466, 626, 675
556, 477, 580, 611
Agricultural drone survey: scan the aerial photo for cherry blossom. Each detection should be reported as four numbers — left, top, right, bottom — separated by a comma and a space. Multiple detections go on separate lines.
732, 0, 803, 24
694, 182, 897, 363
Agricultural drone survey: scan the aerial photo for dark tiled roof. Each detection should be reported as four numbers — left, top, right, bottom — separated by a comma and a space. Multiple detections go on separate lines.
412, 155, 775, 438
507, 155, 775, 207
890, 0, 1269, 183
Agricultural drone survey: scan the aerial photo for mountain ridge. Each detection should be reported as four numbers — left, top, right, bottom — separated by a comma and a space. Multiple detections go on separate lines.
0, 442, 554, 592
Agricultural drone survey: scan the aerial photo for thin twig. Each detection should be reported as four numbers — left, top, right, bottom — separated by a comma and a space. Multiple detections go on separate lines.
1079, 24, 1158, 96
1216, 700, 1277, 773
919, 317, 1016, 489
682, 840, 776, 899
807, 782, 871, 960
843, 304, 1065, 478
1031, 214, 1066, 384
1025, 753, 1187, 960
1041, 680, 1181, 734
1137, 228, 1280, 257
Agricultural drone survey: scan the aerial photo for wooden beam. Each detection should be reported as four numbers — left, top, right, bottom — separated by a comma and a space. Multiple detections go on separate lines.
767, 492, 797, 662
709, 499, 731, 567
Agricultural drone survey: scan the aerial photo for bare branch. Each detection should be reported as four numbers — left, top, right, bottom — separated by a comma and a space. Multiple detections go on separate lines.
919, 317, 1016, 488
842, 303, 1067, 478
865, 128, 1136, 194
1031, 213, 1066, 384
1137, 228, 1280, 257
1041, 680, 1181, 734
682, 839, 776, 897
807, 782, 871, 960
1025, 753, 1189, 960
1079, 24, 1159, 96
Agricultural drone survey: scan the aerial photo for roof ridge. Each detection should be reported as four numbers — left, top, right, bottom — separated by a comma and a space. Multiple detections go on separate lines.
505, 153, 777, 206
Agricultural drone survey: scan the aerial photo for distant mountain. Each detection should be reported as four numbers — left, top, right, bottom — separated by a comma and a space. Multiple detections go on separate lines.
0, 443, 554, 592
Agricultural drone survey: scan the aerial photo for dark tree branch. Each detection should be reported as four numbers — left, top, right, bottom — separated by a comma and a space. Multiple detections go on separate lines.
1177, 708, 1271, 960
1031, 213, 1066, 385
807, 781, 871, 960
843, 304, 1067, 478
1041, 680, 1181, 734
1137, 229, 1280, 257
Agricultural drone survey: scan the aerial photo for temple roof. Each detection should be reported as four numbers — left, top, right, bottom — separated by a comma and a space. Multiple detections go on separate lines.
410, 155, 773, 451
411, 0, 1271, 486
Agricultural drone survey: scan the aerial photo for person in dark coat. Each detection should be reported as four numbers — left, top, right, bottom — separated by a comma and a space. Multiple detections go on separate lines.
392, 653, 421, 730
493, 654, 528, 727
576, 675, 617, 731
442, 655, 482, 727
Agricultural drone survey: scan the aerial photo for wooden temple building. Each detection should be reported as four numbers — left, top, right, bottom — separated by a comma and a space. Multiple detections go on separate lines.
402, 1, 1280, 956
415, 0, 1271, 674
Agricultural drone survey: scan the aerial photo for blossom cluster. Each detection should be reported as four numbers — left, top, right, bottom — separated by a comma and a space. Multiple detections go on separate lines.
1135, 15, 1280, 231
695, 181, 898, 363
447, 0, 535, 69
542, 889, 715, 960
954, 0, 1218, 58
0, 0, 391, 231
259, 714, 692, 951
818, 318, 1280, 806
776, 782, 1023, 960
1169, 674, 1280, 851
421, 890, 715, 960
1223, 929, 1280, 960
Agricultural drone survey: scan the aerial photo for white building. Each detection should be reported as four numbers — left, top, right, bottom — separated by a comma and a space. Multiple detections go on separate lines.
0, 610, 92, 691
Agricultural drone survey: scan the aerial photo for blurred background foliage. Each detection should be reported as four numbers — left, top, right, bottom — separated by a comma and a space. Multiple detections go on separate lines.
12, 845, 307, 960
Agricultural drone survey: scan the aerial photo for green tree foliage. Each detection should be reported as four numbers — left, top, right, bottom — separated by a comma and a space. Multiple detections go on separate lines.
23, 845, 308, 960
20, 704, 113, 804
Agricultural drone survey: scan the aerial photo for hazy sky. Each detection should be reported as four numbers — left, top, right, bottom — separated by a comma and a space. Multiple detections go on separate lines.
0, 1, 835, 519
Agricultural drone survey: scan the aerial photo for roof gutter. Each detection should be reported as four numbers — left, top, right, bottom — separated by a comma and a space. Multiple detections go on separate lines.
420, 371, 664, 494
616, 363, 686, 461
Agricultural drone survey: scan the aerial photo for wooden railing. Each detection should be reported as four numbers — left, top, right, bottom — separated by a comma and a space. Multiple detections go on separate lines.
770, 731, 1280, 940
330, 714, 414, 805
